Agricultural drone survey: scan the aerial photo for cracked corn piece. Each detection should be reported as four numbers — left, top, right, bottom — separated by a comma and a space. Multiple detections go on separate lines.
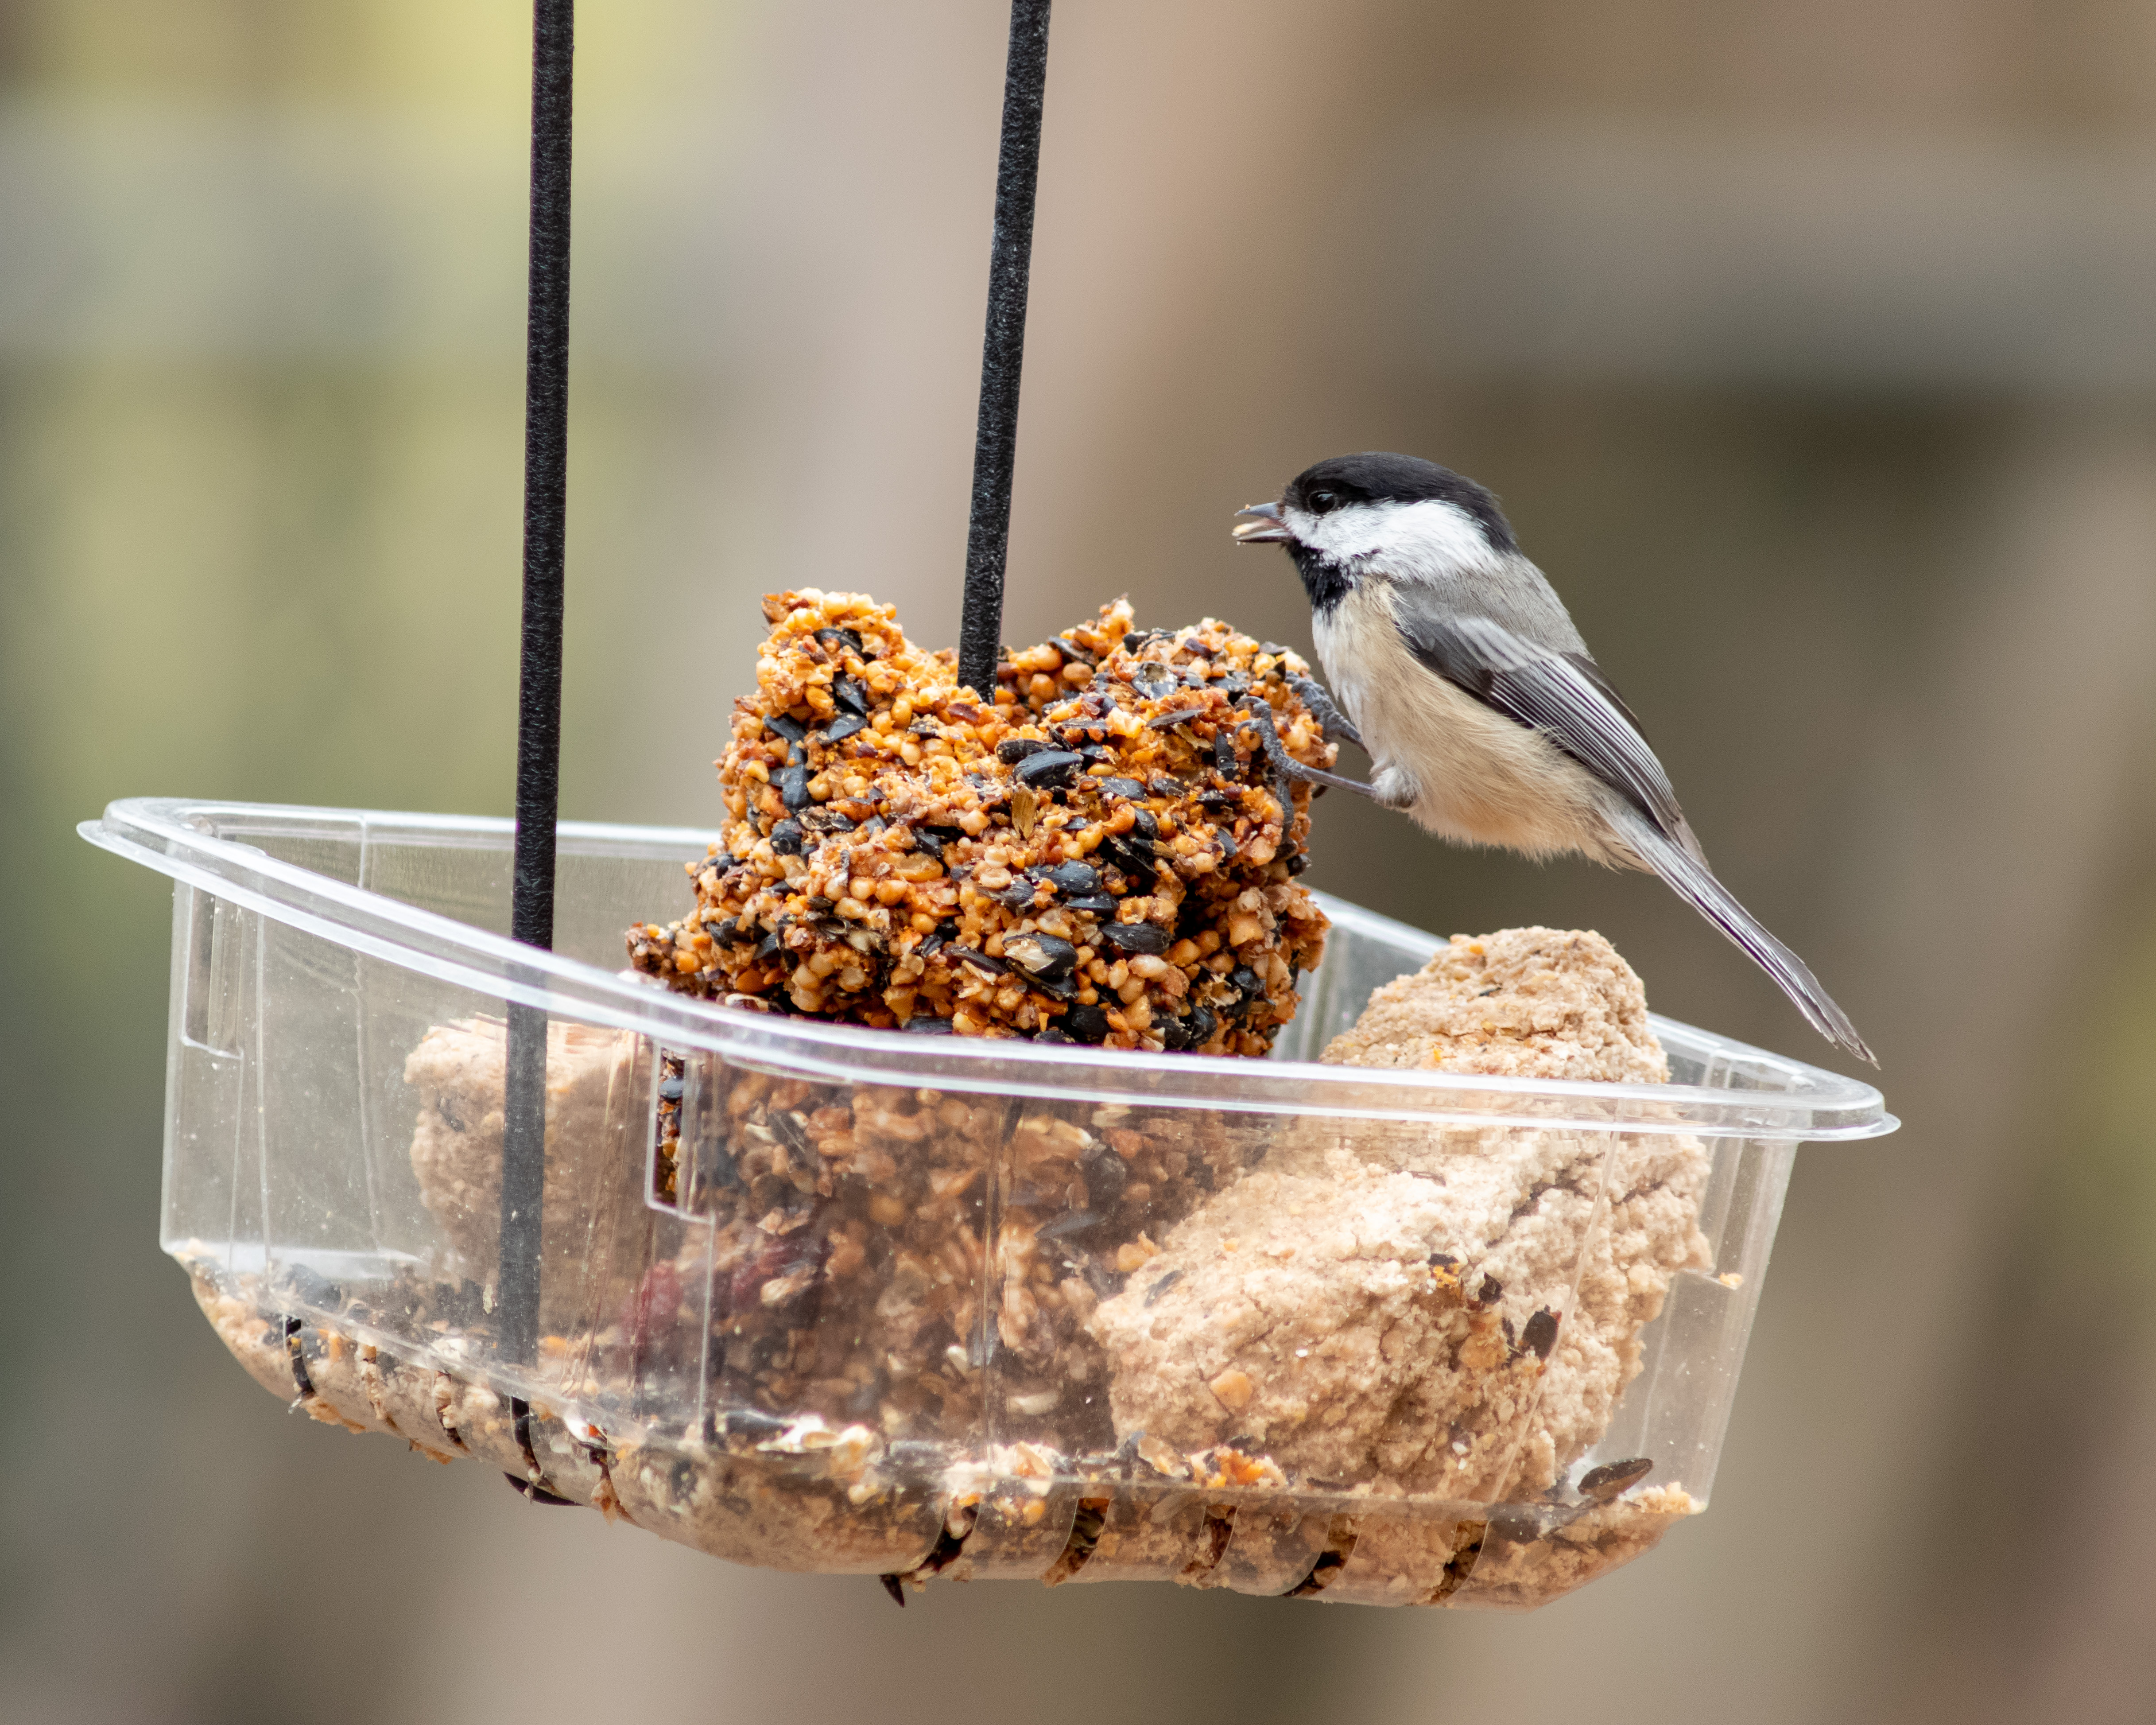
1090, 926, 1710, 1502
625, 590, 1331, 1053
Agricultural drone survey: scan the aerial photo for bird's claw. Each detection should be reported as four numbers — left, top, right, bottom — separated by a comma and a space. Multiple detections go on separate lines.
1286, 672, 1365, 752
1237, 695, 1382, 803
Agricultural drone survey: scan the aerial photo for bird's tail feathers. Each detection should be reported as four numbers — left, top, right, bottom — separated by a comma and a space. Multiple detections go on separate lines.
1609, 807, 1875, 1066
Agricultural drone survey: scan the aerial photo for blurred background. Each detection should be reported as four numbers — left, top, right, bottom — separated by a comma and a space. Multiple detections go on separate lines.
5, 0, 2156, 1719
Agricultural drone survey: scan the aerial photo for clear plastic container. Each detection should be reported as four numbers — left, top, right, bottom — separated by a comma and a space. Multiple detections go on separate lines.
82, 796, 1894, 1608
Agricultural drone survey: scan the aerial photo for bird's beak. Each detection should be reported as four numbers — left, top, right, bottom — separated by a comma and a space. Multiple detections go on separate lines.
1232, 501, 1290, 544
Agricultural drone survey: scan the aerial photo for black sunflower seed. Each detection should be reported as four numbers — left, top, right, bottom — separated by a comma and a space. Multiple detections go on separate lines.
504, 1473, 578, 1507
946, 947, 1007, 976
779, 765, 811, 811
1063, 895, 1116, 913
823, 712, 866, 745
1522, 1308, 1560, 1361
1045, 861, 1100, 896
1082, 1148, 1127, 1207
1143, 1269, 1184, 1306
1098, 835, 1156, 886
1146, 708, 1203, 731
1013, 750, 1084, 790
1097, 777, 1147, 800
1100, 922, 1167, 956
770, 820, 804, 855
997, 737, 1051, 765
1004, 932, 1078, 983
1063, 1002, 1110, 1044
763, 712, 807, 747
902, 1015, 954, 1035
832, 675, 869, 715
723, 1407, 789, 1442
1578, 1457, 1654, 1503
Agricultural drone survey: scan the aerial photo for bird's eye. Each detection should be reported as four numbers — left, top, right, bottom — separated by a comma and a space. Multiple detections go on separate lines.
1308, 489, 1339, 514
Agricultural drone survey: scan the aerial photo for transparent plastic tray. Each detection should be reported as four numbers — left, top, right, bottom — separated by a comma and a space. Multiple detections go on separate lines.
82, 797, 1894, 1608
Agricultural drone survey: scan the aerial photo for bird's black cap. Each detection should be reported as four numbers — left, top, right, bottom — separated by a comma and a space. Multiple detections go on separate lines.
1283, 453, 1516, 553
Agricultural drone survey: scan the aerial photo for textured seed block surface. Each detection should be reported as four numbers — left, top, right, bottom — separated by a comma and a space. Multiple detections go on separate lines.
626, 591, 1332, 1053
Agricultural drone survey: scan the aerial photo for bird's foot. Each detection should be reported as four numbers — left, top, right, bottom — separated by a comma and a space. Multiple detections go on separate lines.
1285, 672, 1365, 752
1237, 696, 1381, 802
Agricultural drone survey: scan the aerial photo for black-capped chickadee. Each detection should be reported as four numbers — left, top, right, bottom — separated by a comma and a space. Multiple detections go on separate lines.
1234, 451, 1873, 1065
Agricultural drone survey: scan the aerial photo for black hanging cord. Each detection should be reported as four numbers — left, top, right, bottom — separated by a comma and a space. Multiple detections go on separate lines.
500, 0, 574, 1362
957, 0, 1052, 699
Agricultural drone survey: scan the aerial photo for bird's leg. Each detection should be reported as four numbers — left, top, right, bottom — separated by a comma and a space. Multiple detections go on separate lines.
1238, 696, 1380, 801
1286, 672, 1364, 753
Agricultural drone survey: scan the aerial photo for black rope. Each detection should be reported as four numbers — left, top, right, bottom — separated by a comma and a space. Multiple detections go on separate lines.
500, 0, 574, 1363
957, 0, 1052, 699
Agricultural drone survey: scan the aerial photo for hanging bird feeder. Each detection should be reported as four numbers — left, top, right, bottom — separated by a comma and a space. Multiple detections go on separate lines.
78, 0, 1892, 1610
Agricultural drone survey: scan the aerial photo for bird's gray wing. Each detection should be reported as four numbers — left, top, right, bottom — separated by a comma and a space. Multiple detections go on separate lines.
1393, 592, 1872, 1063
1392, 597, 1698, 854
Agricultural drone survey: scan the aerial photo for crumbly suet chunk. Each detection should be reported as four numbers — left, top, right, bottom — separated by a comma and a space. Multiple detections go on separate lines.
1092, 927, 1710, 1502
403, 1018, 641, 1325
1321, 926, 1666, 1082
625, 591, 1331, 1054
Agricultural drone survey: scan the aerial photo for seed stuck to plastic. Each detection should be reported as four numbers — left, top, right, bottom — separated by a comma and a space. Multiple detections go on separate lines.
1578, 1456, 1655, 1503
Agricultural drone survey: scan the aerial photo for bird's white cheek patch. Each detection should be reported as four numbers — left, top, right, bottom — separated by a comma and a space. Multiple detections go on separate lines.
1289, 502, 1387, 562
1291, 499, 1498, 579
